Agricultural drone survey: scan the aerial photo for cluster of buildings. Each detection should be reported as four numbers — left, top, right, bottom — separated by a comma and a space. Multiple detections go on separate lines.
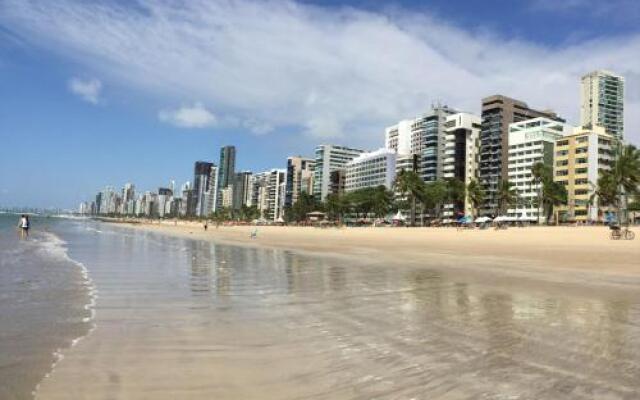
81, 69, 626, 223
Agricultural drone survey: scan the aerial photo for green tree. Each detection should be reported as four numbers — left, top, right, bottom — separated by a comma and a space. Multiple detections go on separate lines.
497, 179, 518, 215
394, 170, 424, 226
211, 207, 232, 226
324, 193, 348, 223
444, 178, 465, 216
543, 181, 568, 223
286, 192, 318, 223
422, 180, 447, 220
599, 144, 640, 224
531, 162, 548, 221
466, 179, 484, 219
531, 162, 568, 223
239, 205, 260, 222
371, 185, 394, 219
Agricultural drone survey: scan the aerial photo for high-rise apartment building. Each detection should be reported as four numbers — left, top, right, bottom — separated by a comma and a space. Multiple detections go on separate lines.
385, 105, 458, 182
180, 182, 192, 217
192, 161, 217, 217
345, 148, 397, 192
121, 183, 135, 215
506, 118, 574, 222
385, 120, 413, 155
221, 186, 233, 209
251, 169, 286, 221
554, 126, 614, 222
232, 171, 253, 210
329, 169, 346, 198
479, 95, 563, 215
285, 156, 315, 208
216, 145, 236, 210
442, 112, 481, 216
414, 105, 458, 182
313, 145, 365, 202
157, 187, 173, 218
580, 70, 624, 140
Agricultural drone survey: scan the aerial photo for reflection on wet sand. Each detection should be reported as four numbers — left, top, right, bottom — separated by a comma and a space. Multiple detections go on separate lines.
37, 223, 640, 399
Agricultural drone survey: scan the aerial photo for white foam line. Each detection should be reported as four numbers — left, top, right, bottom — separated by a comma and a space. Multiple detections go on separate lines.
31, 232, 98, 399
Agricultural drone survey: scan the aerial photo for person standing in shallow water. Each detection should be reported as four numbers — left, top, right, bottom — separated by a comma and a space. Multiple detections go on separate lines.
17, 214, 30, 240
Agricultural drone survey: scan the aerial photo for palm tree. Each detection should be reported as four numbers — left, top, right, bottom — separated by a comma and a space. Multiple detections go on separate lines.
324, 193, 347, 224
531, 162, 549, 223
371, 185, 394, 219
394, 170, 424, 226
466, 179, 484, 219
542, 180, 568, 224
497, 179, 517, 215
606, 144, 640, 224
444, 178, 465, 216
422, 180, 447, 221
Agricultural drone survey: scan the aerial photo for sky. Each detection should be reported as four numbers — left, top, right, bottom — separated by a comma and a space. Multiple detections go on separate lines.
0, 0, 639, 209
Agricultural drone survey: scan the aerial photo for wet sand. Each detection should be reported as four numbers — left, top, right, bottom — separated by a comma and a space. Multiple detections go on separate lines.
128, 223, 640, 281
36, 222, 640, 399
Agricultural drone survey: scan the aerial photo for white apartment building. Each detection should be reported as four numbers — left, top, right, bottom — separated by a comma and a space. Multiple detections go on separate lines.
385, 120, 413, 155
442, 112, 481, 216
251, 169, 286, 221
313, 145, 365, 201
507, 117, 574, 222
385, 105, 457, 182
344, 148, 397, 192
221, 186, 233, 208
580, 70, 624, 140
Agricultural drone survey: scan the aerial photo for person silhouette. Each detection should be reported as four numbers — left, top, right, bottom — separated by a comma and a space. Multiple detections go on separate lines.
18, 214, 30, 240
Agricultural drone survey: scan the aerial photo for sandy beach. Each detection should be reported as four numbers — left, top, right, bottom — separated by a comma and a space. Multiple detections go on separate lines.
34, 220, 640, 400
125, 222, 640, 281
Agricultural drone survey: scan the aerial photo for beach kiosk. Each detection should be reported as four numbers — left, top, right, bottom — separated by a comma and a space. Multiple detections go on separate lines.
307, 211, 326, 222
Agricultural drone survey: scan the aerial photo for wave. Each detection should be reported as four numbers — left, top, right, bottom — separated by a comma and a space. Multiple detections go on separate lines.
30, 231, 98, 398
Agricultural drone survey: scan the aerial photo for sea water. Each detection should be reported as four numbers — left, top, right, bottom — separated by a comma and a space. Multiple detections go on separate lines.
0, 215, 93, 400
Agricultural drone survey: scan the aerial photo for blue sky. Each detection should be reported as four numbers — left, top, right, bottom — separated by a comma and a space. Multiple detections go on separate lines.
0, 0, 639, 209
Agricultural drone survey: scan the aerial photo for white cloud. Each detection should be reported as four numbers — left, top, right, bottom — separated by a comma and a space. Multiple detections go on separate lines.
68, 77, 102, 104
1, 0, 639, 145
158, 102, 217, 128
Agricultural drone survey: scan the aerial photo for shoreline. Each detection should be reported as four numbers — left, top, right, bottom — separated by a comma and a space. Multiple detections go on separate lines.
116, 221, 640, 289
33, 231, 98, 399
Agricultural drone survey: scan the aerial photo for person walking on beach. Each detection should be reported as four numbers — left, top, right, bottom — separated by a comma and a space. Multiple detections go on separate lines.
17, 214, 30, 240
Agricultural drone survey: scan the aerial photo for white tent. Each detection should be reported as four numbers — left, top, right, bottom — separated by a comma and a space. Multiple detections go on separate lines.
475, 216, 492, 223
392, 211, 406, 221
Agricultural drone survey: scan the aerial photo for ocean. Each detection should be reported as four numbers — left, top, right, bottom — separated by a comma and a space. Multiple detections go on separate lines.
0, 215, 93, 400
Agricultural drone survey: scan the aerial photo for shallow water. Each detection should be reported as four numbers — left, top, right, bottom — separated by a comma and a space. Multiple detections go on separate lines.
30, 220, 640, 399
0, 216, 91, 400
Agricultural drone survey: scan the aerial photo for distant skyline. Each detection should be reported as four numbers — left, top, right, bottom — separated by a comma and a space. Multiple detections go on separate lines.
1, 0, 639, 208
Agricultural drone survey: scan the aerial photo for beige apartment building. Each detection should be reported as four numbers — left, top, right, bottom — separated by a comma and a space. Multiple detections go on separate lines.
553, 126, 614, 222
